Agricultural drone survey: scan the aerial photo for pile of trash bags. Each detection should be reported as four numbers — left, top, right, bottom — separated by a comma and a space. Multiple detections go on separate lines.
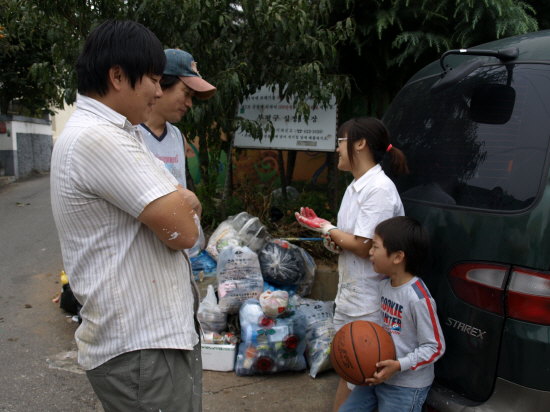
196, 212, 335, 378
56, 211, 336, 378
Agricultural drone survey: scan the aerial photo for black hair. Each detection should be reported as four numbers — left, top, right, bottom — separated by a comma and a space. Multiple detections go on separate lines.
76, 20, 166, 96
374, 216, 430, 276
159, 75, 181, 91
337, 117, 409, 175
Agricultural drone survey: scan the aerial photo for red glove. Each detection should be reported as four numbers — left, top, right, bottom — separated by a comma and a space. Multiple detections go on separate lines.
295, 207, 337, 235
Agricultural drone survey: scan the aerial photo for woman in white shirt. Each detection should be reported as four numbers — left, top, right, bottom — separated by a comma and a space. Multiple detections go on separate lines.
295, 117, 408, 411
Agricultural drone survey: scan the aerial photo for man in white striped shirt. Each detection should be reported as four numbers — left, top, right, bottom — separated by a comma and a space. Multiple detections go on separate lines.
50, 20, 202, 412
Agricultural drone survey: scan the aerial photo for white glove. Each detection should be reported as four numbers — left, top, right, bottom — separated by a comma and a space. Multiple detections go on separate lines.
322, 233, 342, 254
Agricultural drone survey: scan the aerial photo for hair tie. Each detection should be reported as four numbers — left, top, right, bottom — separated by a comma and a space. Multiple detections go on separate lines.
386, 144, 393, 152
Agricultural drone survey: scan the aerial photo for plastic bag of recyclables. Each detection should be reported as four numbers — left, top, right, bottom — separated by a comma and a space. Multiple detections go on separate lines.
205, 212, 315, 295
206, 211, 318, 314
258, 239, 305, 286
206, 212, 270, 261
259, 290, 289, 318
292, 295, 335, 378
197, 284, 227, 333
189, 250, 217, 281
216, 245, 264, 314
235, 298, 307, 376
187, 214, 206, 258
258, 238, 316, 297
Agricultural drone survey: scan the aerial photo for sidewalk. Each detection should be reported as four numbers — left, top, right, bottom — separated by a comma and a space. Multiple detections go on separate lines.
0, 176, 16, 187
203, 369, 339, 412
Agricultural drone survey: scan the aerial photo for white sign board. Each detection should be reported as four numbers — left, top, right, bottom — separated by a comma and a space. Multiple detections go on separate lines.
234, 86, 337, 151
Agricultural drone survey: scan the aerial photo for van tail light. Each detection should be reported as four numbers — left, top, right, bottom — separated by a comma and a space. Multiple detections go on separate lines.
507, 268, 550, 325
449, 263, 508, 315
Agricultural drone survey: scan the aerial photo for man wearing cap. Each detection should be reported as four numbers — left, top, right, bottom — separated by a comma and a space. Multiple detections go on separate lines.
138, 48, 216, 189
139, 49, 215, 259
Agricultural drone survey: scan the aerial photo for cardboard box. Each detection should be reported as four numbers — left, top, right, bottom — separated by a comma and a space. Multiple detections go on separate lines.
201, 343, 237, 372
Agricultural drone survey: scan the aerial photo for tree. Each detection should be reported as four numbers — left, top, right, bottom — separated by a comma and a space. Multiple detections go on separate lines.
2, 0, 548, 221
335, 0, 539, 119
0, 1, 64, 115
2, 0, 546, 120
16, 0, 354, 222
133, 0, 354, 217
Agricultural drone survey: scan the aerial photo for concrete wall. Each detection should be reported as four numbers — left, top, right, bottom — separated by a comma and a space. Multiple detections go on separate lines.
0, 116, 52, 178
51, 103, 75, 142
0, 119, 14, 176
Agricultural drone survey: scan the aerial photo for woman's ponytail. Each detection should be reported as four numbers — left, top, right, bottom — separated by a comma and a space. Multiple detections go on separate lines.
386, 145, 409, 175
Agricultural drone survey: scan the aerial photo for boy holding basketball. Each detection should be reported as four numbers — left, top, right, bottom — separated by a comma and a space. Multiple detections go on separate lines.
339, 216, 445, 412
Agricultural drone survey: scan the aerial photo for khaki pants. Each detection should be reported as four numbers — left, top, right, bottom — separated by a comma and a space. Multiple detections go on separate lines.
86, 346, 202, 412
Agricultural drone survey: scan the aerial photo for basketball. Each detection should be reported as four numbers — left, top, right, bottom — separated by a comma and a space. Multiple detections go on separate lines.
330, 320, 396, 385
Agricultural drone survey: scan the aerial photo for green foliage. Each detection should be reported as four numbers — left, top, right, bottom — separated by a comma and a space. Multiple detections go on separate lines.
1, 0, 545, 119
0, 0, 132, 115
127, 0, 355, 196
0, 1, 62, 114
2, 0, 549, 233
335, 0, 540, 117
451, 0, 537, 44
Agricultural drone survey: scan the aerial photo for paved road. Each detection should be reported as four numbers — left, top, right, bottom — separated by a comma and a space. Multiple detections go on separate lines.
0, 175, 101, 411
0, 175, 339, 412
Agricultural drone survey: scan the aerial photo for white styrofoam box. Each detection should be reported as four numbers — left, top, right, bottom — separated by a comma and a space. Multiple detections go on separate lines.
201, 343, 237, 371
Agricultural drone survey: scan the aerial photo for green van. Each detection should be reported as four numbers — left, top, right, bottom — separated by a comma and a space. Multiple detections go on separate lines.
383, 31, 550, 410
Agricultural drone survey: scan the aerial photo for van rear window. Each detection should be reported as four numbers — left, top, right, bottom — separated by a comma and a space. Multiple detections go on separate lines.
384, 64, 550, 211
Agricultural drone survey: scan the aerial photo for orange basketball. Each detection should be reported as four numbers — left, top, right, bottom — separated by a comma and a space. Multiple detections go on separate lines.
330, 320, 396, 385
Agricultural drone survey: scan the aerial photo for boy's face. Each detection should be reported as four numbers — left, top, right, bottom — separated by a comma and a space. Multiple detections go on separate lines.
153, 80, 195, 123
369, 234, 396, 276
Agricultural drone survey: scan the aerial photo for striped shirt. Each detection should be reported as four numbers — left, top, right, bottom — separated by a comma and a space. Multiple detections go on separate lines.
379, 277, 446, 388
50, 94, 199, 370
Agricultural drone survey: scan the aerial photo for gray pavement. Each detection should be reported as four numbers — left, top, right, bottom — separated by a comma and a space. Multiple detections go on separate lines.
0, 175, 340, 412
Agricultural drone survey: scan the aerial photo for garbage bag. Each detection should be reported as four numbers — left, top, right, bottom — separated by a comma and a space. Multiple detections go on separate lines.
263, 280, 297, 296
296, 247, 316, 297
259, 290, 289, 318
236, 216, 270, 252
197, 284, 227, 333
206, 212, 271, 260
187, 215, 206, 258
293, 296, 335, 378
271, 186, 300, 202
229, 211, 255, 230
60, 283, 82, 318
258, 239, 305, 286
190, 250, 217, 280
217, 246, 264, 314
205, 221, 241, 261
235, 299, 307, 376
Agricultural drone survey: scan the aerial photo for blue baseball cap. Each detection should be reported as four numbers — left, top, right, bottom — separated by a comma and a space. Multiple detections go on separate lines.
164, 49, 216, 100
